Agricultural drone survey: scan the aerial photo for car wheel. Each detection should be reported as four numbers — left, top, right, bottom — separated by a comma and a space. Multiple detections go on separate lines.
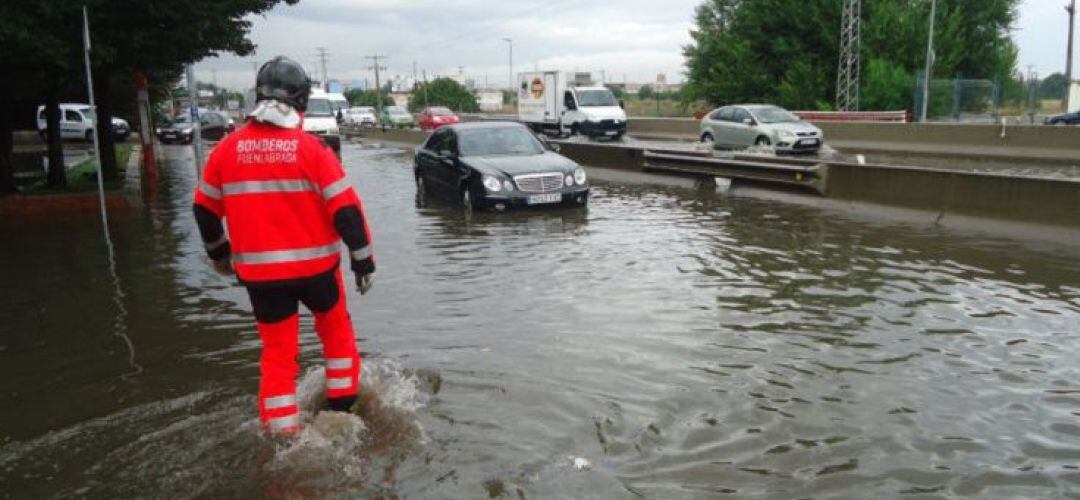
700, 132, 715, 149
755, 136, 771, 147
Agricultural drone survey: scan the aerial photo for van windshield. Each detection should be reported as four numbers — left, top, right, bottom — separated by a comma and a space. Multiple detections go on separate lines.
306, 98, 334, 117
458, 127, 544, 157
576, 90, 617, 107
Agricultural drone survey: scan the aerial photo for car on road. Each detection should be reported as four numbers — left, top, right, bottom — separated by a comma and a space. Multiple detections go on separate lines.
413, 121, 589, 212
699, 104, 823, 153
36, 103, 131, 142
1045, 111, 1080, 126
345, 106, 377, 127
156, 112, 229, 144
417, 106, 461, 131
304, 90, 342, 153
381, 106, 415, 129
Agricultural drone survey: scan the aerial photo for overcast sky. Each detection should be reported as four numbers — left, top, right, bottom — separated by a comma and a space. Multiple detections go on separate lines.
197, 0, 1067, 91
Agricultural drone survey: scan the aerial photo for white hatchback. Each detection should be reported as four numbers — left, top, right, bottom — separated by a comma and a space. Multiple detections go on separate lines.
36, 103, 130, 142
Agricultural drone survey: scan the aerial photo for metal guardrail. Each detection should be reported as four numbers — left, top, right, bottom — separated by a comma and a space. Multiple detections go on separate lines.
642, 150, 828, 195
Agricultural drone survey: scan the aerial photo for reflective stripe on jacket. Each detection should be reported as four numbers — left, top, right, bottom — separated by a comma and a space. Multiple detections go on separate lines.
193, 121, 372, 283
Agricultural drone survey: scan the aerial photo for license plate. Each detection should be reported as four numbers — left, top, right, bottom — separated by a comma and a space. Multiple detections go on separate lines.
800, 139, 819, 146
527, 193, 562, 205
604, 130, 618, 136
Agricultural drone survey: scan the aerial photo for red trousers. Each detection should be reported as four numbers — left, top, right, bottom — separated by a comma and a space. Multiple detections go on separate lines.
246, 267, 361, 434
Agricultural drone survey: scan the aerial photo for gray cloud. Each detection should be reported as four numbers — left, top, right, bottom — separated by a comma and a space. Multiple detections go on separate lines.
197, 0, 1068, 91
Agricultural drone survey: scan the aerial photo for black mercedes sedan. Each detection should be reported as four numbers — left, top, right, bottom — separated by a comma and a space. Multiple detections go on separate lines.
414, 122, 589, 211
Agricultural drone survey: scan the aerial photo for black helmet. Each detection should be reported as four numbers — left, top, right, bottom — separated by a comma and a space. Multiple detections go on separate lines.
256, 56, 311, 112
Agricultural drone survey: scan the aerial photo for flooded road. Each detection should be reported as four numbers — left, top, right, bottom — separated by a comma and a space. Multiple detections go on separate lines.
2, 142, 1080, 498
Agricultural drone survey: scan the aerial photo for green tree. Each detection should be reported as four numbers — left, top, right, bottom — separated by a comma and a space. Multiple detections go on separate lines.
637, 85, 655, 100
1039, 73, 1067, 100
345, 89, 394, 108
408, 78, 479, 113
861, 58, 916, 110
683, 0, 1019, 111
0, 0, 297, 193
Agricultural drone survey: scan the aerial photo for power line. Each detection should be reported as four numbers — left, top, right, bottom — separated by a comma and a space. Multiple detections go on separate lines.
366, 55, 388, 126
836, 0, 861, 111
316, 47, 330, 91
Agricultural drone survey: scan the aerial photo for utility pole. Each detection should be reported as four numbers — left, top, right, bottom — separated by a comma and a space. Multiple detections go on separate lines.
836, 0, 861, 111
503, 38, 513, 91
1066, 0, 1076, 111
316, 47, 329, 91
920, 0, 938, 122
366, 55, 387, 126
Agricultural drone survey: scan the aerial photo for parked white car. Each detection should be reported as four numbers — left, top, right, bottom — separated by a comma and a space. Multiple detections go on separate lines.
699, 104, 823, 153
345, 106, 377, 127
36, 103, 130, 142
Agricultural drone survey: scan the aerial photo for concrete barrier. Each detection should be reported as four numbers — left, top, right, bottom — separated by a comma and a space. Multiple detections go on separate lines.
625, 118, 1080, 164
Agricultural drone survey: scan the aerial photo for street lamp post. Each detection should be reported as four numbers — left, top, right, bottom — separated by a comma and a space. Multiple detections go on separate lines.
1066, 0, 1076, 111
920, 0, 938, 122
503, 38, 513, 93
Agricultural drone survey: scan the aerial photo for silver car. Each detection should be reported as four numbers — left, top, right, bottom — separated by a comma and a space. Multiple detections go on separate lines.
699, 104, 823, 153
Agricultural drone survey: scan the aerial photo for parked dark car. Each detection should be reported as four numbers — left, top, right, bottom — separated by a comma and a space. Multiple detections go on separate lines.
414, 122, 589, 212
1045, 111, 1080, 126
156, 112, 229, 144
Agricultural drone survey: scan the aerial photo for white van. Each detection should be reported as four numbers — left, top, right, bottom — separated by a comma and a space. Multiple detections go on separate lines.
517, 71, 627, 139
304, 90, 342, 153
327, 92, 349, 122
36, 103, 130, 142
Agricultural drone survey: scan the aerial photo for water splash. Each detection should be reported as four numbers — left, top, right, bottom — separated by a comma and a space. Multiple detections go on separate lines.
256, 360, 429, 496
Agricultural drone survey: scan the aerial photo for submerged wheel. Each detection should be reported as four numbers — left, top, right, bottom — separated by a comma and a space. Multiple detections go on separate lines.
701, 132, 715, 149
755, 136, 771, 147
461, 185, 474, 213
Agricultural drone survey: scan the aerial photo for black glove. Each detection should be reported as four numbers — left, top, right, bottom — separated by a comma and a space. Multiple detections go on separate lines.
356, 272, 375, 295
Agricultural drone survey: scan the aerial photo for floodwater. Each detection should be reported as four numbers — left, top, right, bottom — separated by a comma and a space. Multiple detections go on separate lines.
3, 142, 1080, 499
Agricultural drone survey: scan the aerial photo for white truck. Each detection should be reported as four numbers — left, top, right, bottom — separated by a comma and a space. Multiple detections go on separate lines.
517, 71, 627, 140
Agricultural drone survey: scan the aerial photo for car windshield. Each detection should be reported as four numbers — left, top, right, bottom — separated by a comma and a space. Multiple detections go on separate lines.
169, 116, 193, 126
576, 90, 617, 107
306, 98, 334, 117
387, 107, 409, 116
352, 107, 374, 114
458, 127, 544, 157
430, 107, 453, 116
752, 106, 799, 124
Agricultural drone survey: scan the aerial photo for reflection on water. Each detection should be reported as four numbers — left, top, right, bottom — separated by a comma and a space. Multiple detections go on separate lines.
1, 144, 1080, 499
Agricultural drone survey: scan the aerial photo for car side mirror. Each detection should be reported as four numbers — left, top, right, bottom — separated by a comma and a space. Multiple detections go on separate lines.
438, 149, 455, 160
566, 101, 577, 111
549, 143, 562, 153
743, 118, 754, 126
619, 100, 625, 109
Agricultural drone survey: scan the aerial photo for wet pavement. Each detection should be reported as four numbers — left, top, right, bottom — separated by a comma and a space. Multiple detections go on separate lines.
2, 142, 1080, 498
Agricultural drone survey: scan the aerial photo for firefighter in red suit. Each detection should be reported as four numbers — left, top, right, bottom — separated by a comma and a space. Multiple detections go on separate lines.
192, 56, 375, 435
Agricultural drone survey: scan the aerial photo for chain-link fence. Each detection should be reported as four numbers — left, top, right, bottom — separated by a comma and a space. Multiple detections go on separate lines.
915, 72, 1066, 123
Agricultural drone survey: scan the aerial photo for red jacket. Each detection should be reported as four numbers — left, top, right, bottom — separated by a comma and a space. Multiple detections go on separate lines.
193, 120, 374, 284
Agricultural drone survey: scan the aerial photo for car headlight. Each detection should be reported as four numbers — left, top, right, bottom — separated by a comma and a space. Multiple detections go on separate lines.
155, 128, 161, 134
574, 168, 587, 185
503, 180, 514, 191
482, 175, 502, 192
778, 130, 796, 139
181, 128, 193, 134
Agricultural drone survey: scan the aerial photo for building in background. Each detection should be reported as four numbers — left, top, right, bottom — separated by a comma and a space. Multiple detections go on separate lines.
475, 90, 503, 112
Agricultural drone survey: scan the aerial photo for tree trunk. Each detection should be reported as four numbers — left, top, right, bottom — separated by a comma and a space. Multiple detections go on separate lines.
45, 89, 66, 188
0, 79, 15, 195
94, 70, 118, 181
